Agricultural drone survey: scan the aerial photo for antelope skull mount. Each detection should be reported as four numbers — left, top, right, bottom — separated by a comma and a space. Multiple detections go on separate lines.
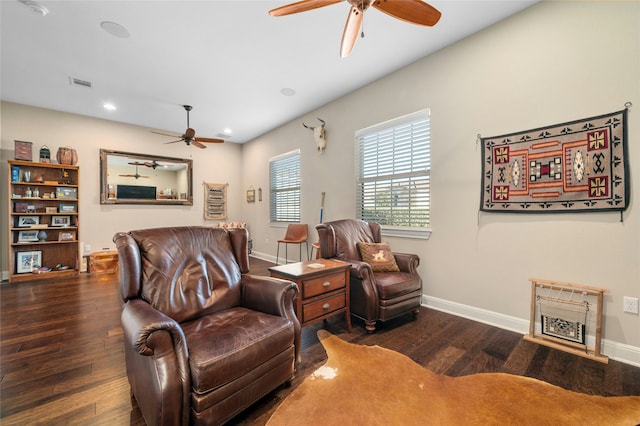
303, 118, 327, 153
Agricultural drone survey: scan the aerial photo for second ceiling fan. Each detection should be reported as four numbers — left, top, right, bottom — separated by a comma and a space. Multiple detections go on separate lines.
269, 0, 442, 57
152, 105, 224, 149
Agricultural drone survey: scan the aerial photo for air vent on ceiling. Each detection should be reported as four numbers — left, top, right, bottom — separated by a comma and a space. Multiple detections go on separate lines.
69, 77, 92, 88
216, 133, 231, 139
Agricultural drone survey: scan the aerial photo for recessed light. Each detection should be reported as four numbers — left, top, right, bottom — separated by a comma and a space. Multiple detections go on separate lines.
280, 88, 296, 97
103, 103, 117, 111
100, 21, 130, 39
223, 128, 232, 135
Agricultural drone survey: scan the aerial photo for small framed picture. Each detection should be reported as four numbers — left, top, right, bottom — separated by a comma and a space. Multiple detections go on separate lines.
17, 216, 40, 227
18, 230, 40, 242
58, 230, 76, 241
51, 216, 71, 227
16, 250, 42, 273
246, 189, 255, 203
59, 203, 76, 213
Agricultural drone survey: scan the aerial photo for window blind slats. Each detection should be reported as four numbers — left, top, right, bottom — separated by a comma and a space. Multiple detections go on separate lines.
356, 110, 431, 228
270, 150, 301, 223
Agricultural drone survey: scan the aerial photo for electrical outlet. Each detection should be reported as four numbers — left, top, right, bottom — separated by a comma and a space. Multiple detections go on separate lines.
623, 296, 639, 314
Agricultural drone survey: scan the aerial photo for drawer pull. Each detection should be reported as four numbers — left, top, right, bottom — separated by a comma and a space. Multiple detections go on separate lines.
322, 281, 331, 287
322, 303, 330, 310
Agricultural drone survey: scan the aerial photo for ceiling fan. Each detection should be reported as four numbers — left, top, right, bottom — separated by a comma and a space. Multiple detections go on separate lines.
269, 0, 441, 57
129, 160, 166, 170
151, 105, 224, 149
119, 165, 150, 180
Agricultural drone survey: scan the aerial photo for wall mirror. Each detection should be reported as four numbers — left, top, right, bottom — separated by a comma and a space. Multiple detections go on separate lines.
100, 149, 193, 205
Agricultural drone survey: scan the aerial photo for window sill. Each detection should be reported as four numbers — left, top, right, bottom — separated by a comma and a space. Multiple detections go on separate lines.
381, 226, 432, 240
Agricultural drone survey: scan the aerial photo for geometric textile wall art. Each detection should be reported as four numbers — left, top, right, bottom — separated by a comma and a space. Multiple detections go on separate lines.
480, 109, 629, 213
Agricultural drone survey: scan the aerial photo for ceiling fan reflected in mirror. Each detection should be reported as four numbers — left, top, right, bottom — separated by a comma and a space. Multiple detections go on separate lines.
151, 105, 224, 149
119, 164, 150, 180
128, 160, 167, 169
269, 0, 441, 57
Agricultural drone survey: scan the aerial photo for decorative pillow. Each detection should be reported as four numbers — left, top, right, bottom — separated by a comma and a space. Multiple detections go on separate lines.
357, 242, 400, 272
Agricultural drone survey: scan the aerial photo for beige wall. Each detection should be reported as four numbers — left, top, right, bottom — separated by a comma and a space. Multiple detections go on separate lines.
1, 2, 638, 362
241, 1, 640, 357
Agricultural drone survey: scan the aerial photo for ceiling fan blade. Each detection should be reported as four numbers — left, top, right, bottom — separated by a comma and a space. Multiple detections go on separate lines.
151, 130, 182, 138
340, 6, 363, 58
269, 0, 342, 16
195, 137, 225, 144
372, 0, 441, 26
164, 140, 184, 144
192, 140, 207, 149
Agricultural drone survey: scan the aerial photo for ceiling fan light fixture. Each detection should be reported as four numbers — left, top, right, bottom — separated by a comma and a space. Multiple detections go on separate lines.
100, 21, 130, 39
18, 0, 49, 16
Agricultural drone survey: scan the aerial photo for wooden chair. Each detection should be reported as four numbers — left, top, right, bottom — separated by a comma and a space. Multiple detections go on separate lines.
276, 224, 309, 265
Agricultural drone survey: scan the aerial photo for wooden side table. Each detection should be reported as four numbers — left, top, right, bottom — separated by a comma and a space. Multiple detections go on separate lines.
269, 258, 352, 332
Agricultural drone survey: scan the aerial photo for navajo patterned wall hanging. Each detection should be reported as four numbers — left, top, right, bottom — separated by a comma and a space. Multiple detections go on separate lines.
480, 109, 629, 213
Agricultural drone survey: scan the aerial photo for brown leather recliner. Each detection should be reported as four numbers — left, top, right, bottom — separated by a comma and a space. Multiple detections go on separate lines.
113, 226, 301, 426
316, 219, 422, 333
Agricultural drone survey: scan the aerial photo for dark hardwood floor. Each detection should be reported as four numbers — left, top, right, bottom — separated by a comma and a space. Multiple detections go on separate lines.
2, 257, 639, 425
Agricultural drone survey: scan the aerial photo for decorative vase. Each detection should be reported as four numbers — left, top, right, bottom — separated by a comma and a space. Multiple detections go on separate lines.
38, 230, 47, 242
56, 147, 78, 165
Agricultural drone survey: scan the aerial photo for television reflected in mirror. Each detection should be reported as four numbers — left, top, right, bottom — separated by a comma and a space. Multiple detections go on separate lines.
100, 149, 193, 205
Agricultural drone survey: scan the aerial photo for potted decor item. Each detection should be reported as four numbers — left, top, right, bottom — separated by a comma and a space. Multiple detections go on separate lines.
56, 147, 78, 165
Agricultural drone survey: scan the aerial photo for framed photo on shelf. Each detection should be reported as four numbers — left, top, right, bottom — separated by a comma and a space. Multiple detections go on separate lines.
51, 216, 71, 227
16, 250, 42, 273
58, 230, 76, 241
59, 203, 76, 213
18, 230, 40, 242
17, 216, 39, 227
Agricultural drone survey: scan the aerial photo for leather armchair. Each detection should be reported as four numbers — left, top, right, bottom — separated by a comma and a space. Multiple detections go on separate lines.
113, 226, 301, 426
316, 219, 422, 333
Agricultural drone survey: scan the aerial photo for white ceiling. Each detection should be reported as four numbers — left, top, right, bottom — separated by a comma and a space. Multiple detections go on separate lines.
1, 0, 538, 144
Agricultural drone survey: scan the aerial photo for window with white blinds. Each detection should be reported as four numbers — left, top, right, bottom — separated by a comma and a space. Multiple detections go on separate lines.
270, 149, 301, 223
355, 109, 431, 235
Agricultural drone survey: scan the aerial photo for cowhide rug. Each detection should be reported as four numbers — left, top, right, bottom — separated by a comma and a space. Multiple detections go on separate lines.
267, 330, 640, 425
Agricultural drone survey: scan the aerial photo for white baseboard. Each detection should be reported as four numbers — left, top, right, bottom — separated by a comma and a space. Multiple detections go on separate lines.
250, 251, 279, 265
422, 295, 640, 368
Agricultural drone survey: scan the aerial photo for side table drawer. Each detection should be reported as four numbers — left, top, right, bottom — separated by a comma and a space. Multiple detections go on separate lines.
302, 273, 346, 298
302, 293, 346, 323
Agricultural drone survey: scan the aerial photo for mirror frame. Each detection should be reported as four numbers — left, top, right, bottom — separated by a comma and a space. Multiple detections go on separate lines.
100, 149, 193, 205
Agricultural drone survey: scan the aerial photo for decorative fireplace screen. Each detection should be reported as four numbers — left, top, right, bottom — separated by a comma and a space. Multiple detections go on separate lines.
525, 278, 608, 364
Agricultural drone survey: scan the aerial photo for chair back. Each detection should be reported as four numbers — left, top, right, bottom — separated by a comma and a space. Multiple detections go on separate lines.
316, 219, 381, 260
114, 226, 250, 323
283, 224, 308, 243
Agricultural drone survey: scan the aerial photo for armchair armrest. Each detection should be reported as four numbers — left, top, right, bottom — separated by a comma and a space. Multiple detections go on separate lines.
241, 275, 302, 365
340, 259, 374, 280
121, 299, 191, 425
393, 252, 420, 274
122, 299, 188, 357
